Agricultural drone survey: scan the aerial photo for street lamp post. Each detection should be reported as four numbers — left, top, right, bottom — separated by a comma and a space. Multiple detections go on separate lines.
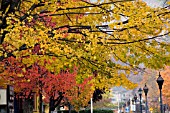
117, 93, 120, 113
156, 72, 164, 113
143, 84, 149, 113
138, 88, 143, 113
134, 94, 137, 113
131, 99, 135, 112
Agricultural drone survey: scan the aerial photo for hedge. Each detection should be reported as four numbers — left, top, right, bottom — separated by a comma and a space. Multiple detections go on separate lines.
56, 109, 114, 113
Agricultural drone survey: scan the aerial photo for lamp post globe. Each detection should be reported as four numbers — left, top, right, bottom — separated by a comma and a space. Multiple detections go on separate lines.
138, 88, 142, 95
143, 84, 148, 96
132, 99, 134, 103
138, 88, 143, 113
157, 72, 164, 113
157, 72, 164, 90
143, 84, 149, 113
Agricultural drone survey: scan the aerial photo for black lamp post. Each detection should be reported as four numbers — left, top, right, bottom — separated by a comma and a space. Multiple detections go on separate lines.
138, 88, 143, 113
134, 94, 137, 113
143, 84, 149, 113
157, 72, 164, 113
131, 99, 135, 112
132, 98, 134, 104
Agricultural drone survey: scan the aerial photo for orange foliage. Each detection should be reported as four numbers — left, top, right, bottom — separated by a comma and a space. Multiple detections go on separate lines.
161, 66, 170, 106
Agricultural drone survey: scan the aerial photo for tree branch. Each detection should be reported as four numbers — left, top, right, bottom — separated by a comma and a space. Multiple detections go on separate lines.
20, 3, 45, 21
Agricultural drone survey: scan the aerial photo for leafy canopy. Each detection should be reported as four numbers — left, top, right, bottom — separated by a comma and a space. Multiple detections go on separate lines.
1, 0, 170, 92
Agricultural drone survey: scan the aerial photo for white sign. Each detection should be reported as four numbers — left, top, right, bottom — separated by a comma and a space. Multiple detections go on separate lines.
0, 89, 7, 105
131, 105, 136, 111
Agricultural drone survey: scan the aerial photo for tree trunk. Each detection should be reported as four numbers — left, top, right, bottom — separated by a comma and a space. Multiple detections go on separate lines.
49, 95, 64, 113
23, 99, 34, 113
39, 91, 43, 113
68, 103, 71, 113
49, 96, 55, 113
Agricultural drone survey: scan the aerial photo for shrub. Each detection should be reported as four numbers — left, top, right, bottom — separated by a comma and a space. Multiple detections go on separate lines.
57, 109, 114, 113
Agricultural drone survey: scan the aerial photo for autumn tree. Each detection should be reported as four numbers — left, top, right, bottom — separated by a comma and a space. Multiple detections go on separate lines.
139, 69, 160, 110
140, 67, 170, 110
0, 56, 94, 112
161, 66, 170, 106
1, 0, 170, 112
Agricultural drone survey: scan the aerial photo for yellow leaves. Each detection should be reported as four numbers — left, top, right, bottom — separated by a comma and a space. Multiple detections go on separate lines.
0, 50, 3, 56
0, 65, 4, 73
63, 46, 73, 54
1, 1, 170, 109
22, 57, 35, 66
17, 73, 24, 77
167, 1, 170, 5
113, 14, 121, 20
125, 70, 131, 75
67, 83, 93, 111
22, 68, 26, 73
32, 0, 40, 4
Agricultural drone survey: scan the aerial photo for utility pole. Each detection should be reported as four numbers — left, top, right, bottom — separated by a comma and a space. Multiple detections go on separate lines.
117, 92, 120, 113
91, 97, 93, 113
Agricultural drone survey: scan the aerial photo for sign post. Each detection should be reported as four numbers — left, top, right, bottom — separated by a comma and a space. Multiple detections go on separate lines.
7, 85, 14, 113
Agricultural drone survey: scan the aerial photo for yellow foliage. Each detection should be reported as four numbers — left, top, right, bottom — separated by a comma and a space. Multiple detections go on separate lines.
1, 0, 170, 110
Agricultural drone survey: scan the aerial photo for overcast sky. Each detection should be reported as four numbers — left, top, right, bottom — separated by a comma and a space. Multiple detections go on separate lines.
90, 0, 168, 7
143, 0, 168, 7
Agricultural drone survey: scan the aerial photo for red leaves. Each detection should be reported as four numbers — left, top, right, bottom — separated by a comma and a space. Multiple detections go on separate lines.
1, 56, 93, 104
32, 44, 41, 54
0, 56, 93, 108
38, 14, 56, 28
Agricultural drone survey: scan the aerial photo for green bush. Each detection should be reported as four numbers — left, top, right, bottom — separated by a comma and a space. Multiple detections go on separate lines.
93, 109, 113, 113
57, 109, 114, 113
